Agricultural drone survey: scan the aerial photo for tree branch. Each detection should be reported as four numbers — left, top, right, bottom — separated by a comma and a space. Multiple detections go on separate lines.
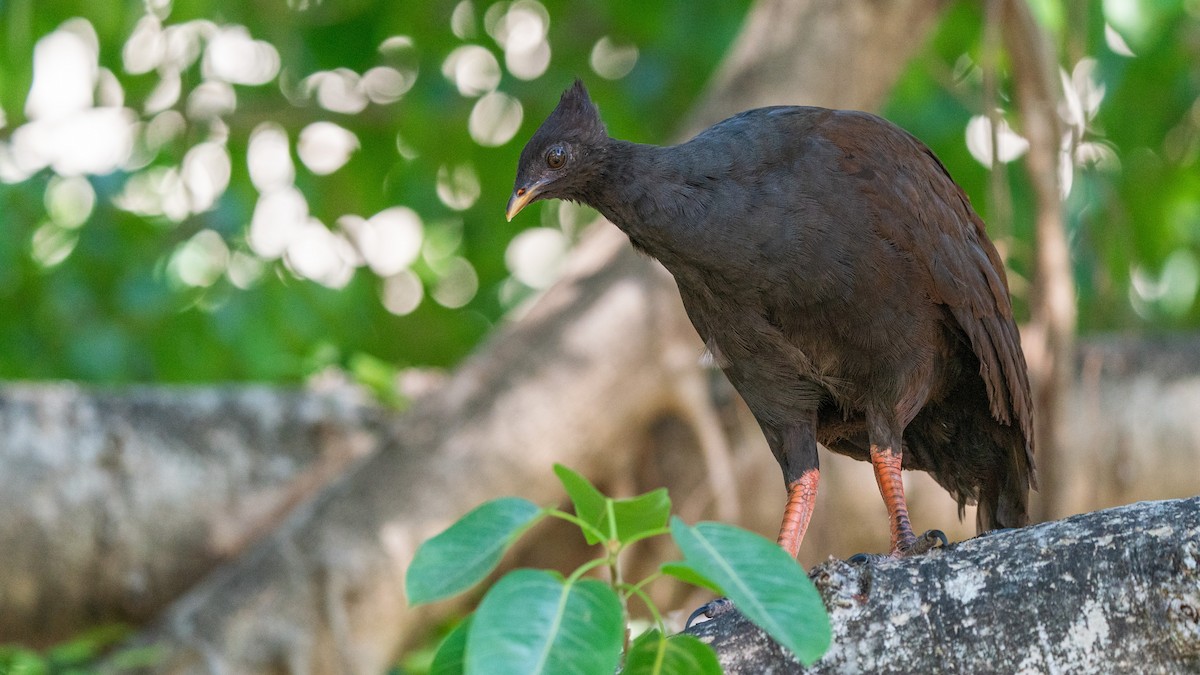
688, 496, 1200, 673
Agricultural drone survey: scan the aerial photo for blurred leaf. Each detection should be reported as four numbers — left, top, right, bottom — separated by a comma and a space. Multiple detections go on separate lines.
429, 615, 472, 675
406, 497, 541, 606
669, 518, 831, 667
0, 645, 49, 675
102, 644, 165, 670
348, 352, 407, 408
45, 622, 131, 666
466, 569, 623, 675
621, 630, 721, 675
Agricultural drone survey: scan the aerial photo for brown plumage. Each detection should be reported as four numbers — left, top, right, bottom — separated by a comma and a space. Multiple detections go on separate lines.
507, 81, 1034, 558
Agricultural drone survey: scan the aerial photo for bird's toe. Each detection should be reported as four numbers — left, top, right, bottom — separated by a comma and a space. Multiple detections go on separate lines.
685, 597, 734, 629
850, 530, 947, 563
847, 552, 887, 565
899, 529, 947, 556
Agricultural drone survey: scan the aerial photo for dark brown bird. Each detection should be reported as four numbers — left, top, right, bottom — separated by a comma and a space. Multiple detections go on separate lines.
507, 81, 1034, 559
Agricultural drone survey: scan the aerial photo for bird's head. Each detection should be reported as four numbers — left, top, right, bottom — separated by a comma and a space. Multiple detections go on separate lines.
506, 79, 608, 221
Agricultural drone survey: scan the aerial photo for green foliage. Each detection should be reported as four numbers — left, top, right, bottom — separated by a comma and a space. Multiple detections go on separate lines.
2, 3, 1196, 387
553, 464, 671, 545
467, 570, 624, 675
885, 2, 1200, 329
623, 630, 722, 675
669, 519, 832, 666
405, 464, 832, 674
347, 352, 408, 408
0, 623, 160, 674
428, 617, 472, 675
0, 0, 750, 384
659, 562, 721, 594
406, 496, 541, 605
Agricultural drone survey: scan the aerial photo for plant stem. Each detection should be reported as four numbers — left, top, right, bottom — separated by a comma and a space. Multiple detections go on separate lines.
565, 556, 610, 585
620, 581, 667, 635
542, 508, 608, 544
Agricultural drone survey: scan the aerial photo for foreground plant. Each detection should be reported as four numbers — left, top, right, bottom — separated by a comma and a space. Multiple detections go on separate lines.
405, 465, 831, 675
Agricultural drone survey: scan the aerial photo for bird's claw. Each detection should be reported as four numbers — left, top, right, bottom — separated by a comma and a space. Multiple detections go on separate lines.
899, 529, 948, 556
685, 597, 734, 629
848, 529, 948, 564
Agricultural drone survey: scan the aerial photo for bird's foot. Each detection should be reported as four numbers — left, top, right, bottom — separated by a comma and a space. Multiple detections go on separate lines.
896, 528, 948, 556
684, 597, 734, 629
847, 529, 947, 565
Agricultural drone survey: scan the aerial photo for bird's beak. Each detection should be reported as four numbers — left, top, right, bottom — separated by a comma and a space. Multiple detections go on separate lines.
505, 181, 546, 222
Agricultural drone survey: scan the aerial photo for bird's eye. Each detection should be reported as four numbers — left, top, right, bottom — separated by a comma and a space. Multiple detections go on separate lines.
546, 146, 566, 169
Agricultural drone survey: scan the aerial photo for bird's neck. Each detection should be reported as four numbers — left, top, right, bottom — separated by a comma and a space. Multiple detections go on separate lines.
582, 138, 717, 274
581, 139, 668, 231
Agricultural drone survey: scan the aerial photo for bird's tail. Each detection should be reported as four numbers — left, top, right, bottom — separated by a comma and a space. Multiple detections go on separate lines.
975, 452, 1032, 532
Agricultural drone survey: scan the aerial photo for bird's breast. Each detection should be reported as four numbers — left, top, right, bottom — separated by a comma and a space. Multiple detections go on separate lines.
676, 280, 845, 421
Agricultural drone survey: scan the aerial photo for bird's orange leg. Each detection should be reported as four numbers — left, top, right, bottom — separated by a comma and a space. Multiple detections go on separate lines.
777, 468, 819, 559
870, 445, 913, 552
869, 444, 921, 555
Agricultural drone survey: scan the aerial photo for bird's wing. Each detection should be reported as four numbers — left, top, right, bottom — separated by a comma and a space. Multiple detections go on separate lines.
835, 112, 1035, 462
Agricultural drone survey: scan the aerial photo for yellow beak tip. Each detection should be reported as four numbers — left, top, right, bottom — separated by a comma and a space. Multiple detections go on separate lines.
506, 186, 539, 222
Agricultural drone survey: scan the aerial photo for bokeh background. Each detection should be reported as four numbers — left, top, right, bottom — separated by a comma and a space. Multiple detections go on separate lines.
2, 0, 1200, 671
2, 1, 1197, 387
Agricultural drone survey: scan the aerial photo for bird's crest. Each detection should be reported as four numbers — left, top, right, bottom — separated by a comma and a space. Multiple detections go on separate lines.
536, 78, 606, 143
559, 79, 598, 116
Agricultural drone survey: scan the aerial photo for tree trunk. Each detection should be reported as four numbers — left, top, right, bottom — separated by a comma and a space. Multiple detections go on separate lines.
688, 496, 1200, 674
0, 384, 392, 646
683, 0, 949, 132
1001, 0, 1078, 522
9, 334, 1197, 648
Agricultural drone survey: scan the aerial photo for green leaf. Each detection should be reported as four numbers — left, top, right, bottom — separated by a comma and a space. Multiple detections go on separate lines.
553, 464, 608, 544
621, 630, 722, 675
47, 623, 131, 665
430, 616, 472, 675
348, 352, 407, 408
0, 645, 49, 675
669, 518, 831, 666
466, 569, 623, 675
610, 488, 671, 544
406, 498, 542, 605
553, 464, 672, 546
659, 563, 722, 594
